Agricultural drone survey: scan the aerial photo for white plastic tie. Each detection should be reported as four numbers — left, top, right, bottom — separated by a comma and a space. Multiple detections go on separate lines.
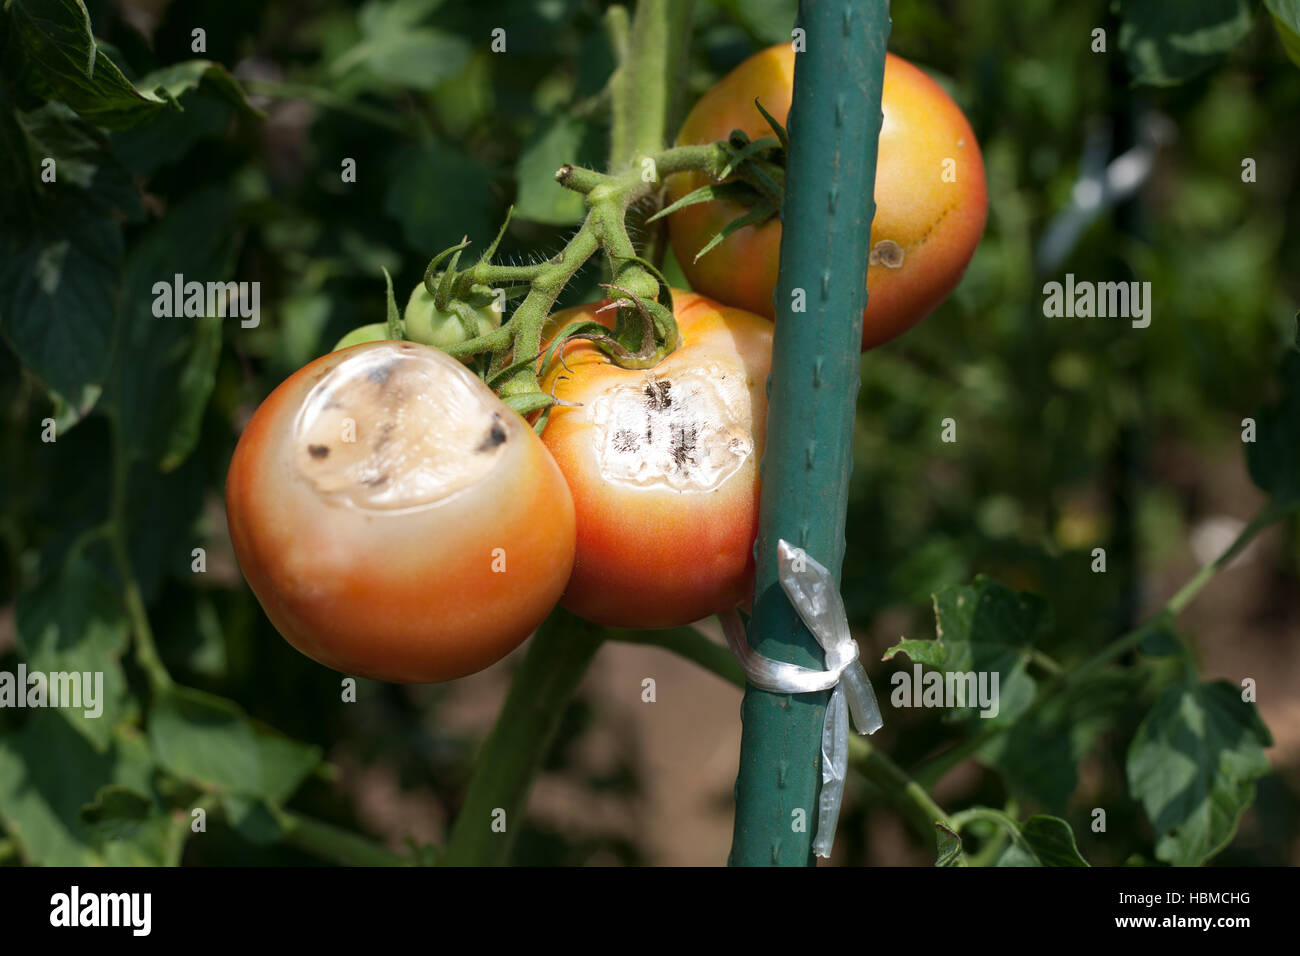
722, 539, 883, 859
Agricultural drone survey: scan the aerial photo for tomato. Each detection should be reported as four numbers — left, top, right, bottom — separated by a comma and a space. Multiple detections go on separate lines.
539, 290, 772, 627
332, 322, 390, 351
225, 340, 575, 682
404, 284, 498, 348
667, 47, 987, 350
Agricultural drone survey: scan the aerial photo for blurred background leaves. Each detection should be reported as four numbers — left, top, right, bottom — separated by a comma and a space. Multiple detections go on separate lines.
0, 0, 1297, 866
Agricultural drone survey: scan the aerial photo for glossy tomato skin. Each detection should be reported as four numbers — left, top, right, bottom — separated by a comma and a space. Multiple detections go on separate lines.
226, 340, 575, 682
668, 47, 987, 350
540, 290, 771, 628
403, 284, 498, 349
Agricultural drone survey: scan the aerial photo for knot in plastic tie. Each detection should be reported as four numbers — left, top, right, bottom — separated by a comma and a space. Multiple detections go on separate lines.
722, 540, 883, 858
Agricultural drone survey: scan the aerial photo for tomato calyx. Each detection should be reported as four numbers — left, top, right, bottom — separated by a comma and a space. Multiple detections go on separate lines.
561, 284, 677, 370
363, 140, 762, 430
648, 104, 788, 264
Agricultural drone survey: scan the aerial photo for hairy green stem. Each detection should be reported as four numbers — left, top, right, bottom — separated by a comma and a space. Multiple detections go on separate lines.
849, 735, 954, 841
470, 122, 722, 405
608, 0, 693, 169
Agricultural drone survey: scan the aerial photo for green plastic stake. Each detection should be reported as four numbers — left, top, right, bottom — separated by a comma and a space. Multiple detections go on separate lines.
730, 0, 891, 866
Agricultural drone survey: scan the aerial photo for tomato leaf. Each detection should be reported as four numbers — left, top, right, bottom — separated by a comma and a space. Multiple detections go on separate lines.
328, 0, 470, 93
221, 794, 288, 846
1127, 680, 1272, 865
385, 139, 497, 252
955, 807, 1089, 866
1137, 612, 1185, 658
79, 785, 152, 840
1019, 815, 1090, 867
159, 314, 222, 472
105, 188, 240, 469
980, 671, 1140, 812
1116, 0, 1254, 87
15, 542, 131, 751
1272, 13, 1300, 68
934, 823, 966, 866
0, 0, 255, 129
0, 716, 160, 865
0, 102, 138, 424
1265, 0, 1300, 35
881, 637, 947, 666
109, 88, 237, 177
148, 686, 323, 805
515, 115, 603, 225
885, 575, 1047, 725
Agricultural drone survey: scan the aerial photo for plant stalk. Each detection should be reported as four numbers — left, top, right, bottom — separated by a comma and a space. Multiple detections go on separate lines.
440, 611, 603, 866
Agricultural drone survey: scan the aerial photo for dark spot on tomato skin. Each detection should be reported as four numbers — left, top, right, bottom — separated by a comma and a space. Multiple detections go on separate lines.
613, 429, 640, 453
368, 361, 396, 385
308, 444, 330, 459
669, 422, 698, 467
363, 473, 390, 488
373, 421, 395, 451
475, 414, 508, 453
643, 379, 673, 411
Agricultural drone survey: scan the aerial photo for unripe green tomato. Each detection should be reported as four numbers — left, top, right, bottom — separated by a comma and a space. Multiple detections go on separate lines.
404, 285, 498, 348
332, 323, 390, 351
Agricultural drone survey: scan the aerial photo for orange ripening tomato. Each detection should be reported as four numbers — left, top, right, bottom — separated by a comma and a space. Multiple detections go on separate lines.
225, 340, 575, 682
667, 46, 987, 350
539, 290, 772, 628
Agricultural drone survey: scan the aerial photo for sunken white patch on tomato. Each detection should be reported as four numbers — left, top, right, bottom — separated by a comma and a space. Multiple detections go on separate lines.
292, 342, 511, 510
589, 364, 753, 492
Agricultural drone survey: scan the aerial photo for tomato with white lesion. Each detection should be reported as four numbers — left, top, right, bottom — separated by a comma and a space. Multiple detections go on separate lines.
539, 290, 772, 628
225, 340, 575, 683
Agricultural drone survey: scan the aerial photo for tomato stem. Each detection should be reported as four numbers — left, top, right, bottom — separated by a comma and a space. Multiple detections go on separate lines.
427, 141, 730, 408
439, 611, 603, 866
278, 810, 415, 867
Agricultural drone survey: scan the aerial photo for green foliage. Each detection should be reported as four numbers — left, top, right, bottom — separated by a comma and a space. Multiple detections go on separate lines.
1266, 0, 1300, 67
514, 116, 604, 224
1, 0, 250, 128
0, 0, 1296, 868
886, 577, 1047, 725
1116, 0, 1255, 86
1127, 681, 1272, 864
